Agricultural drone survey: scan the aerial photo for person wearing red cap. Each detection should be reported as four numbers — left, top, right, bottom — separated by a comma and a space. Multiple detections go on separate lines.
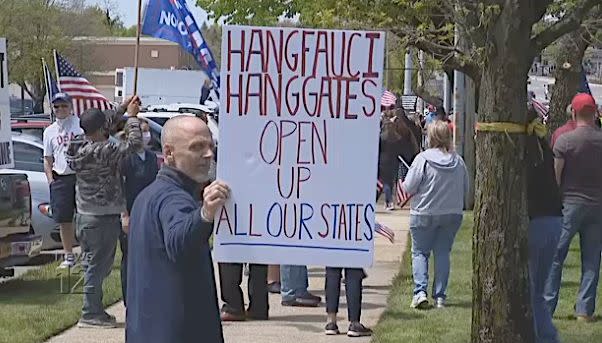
545, 93, 602, 323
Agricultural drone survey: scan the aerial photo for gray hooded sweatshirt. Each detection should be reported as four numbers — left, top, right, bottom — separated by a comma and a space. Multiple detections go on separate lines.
402, 148, 469, 216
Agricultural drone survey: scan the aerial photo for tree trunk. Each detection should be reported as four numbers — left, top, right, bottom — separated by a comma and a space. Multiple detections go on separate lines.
547, 29, 590, 134
471, 15, 534, 343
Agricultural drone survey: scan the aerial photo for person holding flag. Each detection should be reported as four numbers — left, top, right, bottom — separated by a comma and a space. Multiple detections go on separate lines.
401, 120, 469, 310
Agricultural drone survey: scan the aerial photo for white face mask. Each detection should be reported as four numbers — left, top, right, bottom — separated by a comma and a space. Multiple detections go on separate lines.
142, 131, 151, 145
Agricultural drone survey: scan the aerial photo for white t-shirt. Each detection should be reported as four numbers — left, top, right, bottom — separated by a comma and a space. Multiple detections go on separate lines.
43, 115, 84, 175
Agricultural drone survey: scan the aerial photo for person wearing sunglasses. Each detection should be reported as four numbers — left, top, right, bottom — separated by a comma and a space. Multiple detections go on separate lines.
43, 93, 84, 268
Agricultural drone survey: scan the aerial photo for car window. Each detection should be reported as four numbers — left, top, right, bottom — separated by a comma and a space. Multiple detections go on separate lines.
147, 117, 168, 126
13, 141, 44, 172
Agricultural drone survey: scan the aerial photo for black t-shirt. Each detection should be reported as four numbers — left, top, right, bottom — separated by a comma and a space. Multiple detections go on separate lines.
527, 137, 562, 218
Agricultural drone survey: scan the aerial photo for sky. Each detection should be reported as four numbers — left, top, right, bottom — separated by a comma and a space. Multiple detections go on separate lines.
88, 0, 209, 27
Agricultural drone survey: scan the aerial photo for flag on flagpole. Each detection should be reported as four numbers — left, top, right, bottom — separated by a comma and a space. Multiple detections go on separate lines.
142, 0, 220, 99
397, 155, 412, 207
381, 90, 397, 107
374, 221, 395, 243
42, 58, 59, 117
54, 51, 114, 116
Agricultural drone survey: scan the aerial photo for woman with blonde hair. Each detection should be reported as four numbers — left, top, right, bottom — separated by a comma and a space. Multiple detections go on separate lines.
402, 120, 469, 309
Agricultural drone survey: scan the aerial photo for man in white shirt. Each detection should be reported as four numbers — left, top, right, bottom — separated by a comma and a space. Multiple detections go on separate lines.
43, 93, 84, 268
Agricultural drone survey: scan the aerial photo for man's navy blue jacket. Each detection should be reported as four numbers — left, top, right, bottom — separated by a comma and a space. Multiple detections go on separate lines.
126, 166, 223, 343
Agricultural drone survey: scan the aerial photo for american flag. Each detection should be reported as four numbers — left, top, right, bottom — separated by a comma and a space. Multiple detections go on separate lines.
54, 51, 113, 116
381, 90, 397, 107
531, 98, 549, 120
397, 156, 412, 207
377, 178, 384, 194
375, 221, 395, 243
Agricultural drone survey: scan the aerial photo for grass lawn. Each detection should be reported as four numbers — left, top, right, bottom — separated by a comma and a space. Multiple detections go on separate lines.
373, 213, 602, 343
0, 249, 123, 343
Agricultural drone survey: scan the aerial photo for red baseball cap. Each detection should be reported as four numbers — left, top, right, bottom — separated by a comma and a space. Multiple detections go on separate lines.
571, 93, 597, 114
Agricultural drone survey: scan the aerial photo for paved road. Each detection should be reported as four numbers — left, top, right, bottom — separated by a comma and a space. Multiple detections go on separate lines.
528, 75, 602, 104
47, 206, 410, 343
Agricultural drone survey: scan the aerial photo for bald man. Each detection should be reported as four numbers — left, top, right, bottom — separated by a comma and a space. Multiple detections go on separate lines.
126, 116, 229, 343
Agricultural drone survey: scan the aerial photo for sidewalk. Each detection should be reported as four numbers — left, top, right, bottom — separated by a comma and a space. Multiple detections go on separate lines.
46, 207, 409, 343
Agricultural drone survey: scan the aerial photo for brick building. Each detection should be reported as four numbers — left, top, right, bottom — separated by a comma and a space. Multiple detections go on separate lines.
68, 37, 199, 101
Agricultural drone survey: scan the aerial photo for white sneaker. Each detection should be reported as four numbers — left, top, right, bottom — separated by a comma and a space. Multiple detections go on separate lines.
58, 253, 76, 269
411, 292, 429, 309
385, 203, 394, 211
435, 297, 446, 309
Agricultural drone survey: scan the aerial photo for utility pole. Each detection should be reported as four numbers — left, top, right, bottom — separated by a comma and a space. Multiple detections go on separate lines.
464, 77, 476, 209
443, 73, 452, 113
453, 26, 466, 155
417, 50, 425, 114
404, 50, 413, 95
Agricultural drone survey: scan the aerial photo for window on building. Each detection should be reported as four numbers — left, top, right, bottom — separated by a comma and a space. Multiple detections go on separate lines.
151, 50, 159, 58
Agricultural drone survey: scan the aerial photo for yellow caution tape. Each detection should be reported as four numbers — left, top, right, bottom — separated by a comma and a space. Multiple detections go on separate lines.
476, 119, 547, 138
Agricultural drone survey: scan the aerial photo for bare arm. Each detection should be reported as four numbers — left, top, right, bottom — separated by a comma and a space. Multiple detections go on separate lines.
43, 157, 54, 184
554, 158, 565, 186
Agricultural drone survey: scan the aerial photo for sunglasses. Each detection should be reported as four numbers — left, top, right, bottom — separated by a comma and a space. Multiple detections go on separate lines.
53, 104, 70, 109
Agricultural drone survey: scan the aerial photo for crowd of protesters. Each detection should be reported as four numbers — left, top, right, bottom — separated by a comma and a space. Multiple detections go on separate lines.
41, 88, 600, 343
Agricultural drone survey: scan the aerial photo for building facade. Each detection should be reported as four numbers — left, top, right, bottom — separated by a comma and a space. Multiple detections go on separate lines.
69, 37, 199, 101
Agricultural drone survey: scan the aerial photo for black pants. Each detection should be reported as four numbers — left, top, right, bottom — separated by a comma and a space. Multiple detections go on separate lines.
119, 232, 128, 307
218, 263, 268, 318
325, 267, 364, 322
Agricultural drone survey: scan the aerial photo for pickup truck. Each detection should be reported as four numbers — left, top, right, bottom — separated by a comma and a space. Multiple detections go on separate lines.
0, 172, 43, 277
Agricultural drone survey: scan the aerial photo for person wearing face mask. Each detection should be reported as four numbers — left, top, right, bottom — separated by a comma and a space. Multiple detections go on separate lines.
43, 93, 84, 268
118, 120, 159, 307
126, 115, 228, 343
65, 96, 142, 328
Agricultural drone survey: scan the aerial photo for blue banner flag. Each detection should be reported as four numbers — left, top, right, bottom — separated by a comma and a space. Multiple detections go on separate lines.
142, 0, 220, 98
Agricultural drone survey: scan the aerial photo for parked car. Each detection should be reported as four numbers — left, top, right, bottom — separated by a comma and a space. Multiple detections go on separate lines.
0, 171, 43, 277
139, 103, 219, 146
11, 114, 51, 141
0, 132, 64, 251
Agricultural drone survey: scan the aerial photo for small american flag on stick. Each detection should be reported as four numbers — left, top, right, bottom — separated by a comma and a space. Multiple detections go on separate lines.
375, 221, 395, 243
381, 90, 397, 107
54, 50, 114, 116
397, 155, 412, 207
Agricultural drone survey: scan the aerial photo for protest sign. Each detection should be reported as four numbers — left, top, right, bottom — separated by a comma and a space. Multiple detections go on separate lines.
214, 26, 385, 267
0, 38, 14, 169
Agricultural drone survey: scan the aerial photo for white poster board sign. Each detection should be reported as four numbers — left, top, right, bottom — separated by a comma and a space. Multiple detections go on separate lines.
0, 38, 14, 169
214, 26, 384, 267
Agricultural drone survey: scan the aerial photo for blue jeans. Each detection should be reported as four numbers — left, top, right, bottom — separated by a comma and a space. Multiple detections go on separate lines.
325, 268, 364, 322
529, 217, 561, 343
383, 183, 393, 204
545, 202, 602, 316
76, 214, 121, 320
410, 214, 463, 298
280, 265, 310, 301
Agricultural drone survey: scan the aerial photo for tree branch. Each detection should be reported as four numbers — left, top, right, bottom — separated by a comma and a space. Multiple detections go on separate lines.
530, 0, 600, 55
390, 28, 480, 80
19, 82, 34, 100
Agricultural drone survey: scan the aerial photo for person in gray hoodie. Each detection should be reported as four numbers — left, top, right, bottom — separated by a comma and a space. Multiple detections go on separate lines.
66, 96, 142, 328
402, 120, 469, 309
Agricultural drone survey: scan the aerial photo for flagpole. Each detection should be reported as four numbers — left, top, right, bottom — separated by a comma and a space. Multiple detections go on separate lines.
53, 50, 61, 92
42, 58, 53, 120
133, 0, 143, 96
